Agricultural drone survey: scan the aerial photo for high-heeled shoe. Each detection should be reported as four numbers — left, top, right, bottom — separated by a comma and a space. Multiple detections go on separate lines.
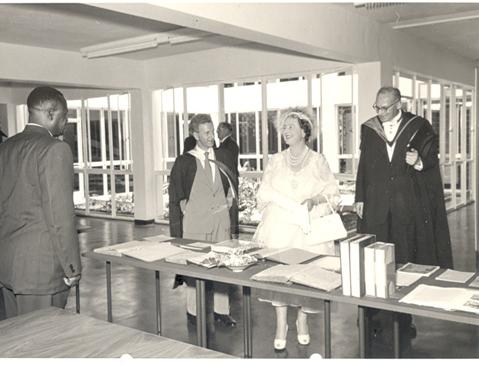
296, 319, 310, 345
274, 324, 288, 350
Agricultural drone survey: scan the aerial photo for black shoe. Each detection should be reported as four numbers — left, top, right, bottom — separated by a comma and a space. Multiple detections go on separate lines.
187, 312, 196, 325
214, 313, 237, 327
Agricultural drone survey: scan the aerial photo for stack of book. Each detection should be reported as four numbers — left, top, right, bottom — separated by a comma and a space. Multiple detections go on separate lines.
340, 234, 376, 297
364, 242, 396, 298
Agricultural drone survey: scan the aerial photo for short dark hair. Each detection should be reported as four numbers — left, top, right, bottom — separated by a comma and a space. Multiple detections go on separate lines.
280, 107, 313, 142
217, 122, 233, 133
377, 86, 401, 101
189, 113, 212, 133
27, 86, 67, 112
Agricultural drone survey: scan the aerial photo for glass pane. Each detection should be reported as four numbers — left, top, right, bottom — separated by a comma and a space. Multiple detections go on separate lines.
88, 173, 112, 215
224, 81, 262, 171
238, 176, 261, 225
115, 174, 134, 217
73, 172, 85, 212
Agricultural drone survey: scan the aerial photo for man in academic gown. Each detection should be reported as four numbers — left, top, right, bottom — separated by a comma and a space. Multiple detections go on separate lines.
354, 86, 453, 354
169, 114, 238, 327
217, 122, 240, 238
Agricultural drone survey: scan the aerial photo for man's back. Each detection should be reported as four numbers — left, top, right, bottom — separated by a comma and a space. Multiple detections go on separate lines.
0, 125, 80, 294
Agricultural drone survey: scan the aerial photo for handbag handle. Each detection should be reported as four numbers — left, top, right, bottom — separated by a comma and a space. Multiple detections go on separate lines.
323, 195, 336, 214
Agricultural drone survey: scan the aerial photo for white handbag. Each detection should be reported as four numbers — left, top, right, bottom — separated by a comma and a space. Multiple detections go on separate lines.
305, 198, 347, 246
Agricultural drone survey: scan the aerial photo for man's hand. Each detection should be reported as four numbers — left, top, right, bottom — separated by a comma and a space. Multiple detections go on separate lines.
180, 199, 187, 214
406, 148, 419, 166
354, 202, 364, 219
63, 274, 81, 287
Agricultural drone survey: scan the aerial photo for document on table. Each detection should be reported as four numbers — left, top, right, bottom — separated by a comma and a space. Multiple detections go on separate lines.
308, 256, 341, 273
94, 240, 157, 257
143, 234, 174, 243
266, 248, 321, 265
165, 250, 201, 265
435, 269, 475, 283
396, 262, 440, 287
468, 275, 479, 288
290, 266, 342, 291
399, 284, 479, 314
120, 242, 185, 262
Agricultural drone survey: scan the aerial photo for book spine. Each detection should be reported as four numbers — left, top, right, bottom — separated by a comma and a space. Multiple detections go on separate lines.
351, 234, 376, 297
340, 239, 351, 296
375, 243, 395, 298
364, 245, 376, 297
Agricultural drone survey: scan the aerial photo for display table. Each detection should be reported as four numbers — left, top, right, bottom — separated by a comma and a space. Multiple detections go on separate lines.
0, 307, 231, 358
83, 239, 479, 358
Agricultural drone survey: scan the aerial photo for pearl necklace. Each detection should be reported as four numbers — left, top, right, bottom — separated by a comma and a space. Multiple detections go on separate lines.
287, 146, 309, 168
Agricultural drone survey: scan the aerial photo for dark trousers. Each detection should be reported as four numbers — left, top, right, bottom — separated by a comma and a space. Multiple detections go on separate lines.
1, 287, 69, 319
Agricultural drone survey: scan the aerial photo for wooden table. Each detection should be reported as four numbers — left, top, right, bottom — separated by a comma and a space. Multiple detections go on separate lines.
83, 241, 479, 359
0, 307, 231, 358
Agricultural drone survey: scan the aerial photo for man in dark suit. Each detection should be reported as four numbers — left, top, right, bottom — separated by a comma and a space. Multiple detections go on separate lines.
0, 86, 81, 318
354, 86, 452, 354
169, 114, 238, 327
217, 122, 240, 238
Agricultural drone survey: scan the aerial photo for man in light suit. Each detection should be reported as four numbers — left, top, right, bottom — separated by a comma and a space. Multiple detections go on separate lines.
170, 114, 238, 327
0, 86, 81, 318
217, 122, 240, 238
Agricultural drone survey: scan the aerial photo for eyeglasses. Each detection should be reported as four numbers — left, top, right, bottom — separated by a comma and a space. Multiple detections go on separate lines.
372, 99, 400, 113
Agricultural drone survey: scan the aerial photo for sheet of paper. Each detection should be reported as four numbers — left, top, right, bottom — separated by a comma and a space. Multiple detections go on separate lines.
308, 256, 341, 273
120, 242, 185, 262
143, 234, 174, 243
291, 266, 342, 291
94, 240, 156, 257
468, 275, 479, 288
396, 271, 424, 287
436, 269, 475, 283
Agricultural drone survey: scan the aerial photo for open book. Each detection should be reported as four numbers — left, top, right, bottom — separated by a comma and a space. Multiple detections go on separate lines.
251, 263, 341, 291
94, 240, 158, 257
119, 242, 185, 262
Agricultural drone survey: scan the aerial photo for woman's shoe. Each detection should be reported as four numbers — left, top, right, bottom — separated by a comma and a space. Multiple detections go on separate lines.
274, 324, 288, 350
296, 319, 310, 345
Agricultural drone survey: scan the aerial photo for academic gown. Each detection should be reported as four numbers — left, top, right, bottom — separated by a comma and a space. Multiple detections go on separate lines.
355, 111, 453, 268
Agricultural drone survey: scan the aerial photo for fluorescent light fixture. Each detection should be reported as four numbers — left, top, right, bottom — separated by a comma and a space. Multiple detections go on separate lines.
81, 29, 212, 59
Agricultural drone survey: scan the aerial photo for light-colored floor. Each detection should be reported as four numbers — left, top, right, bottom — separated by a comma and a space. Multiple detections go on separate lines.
2, 204, 478, 358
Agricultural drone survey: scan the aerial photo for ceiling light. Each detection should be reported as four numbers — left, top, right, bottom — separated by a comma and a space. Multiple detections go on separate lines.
80, 29, 211, 59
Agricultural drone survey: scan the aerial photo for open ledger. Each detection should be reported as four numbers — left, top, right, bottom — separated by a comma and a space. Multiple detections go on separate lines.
94, 240, 158, 257
399, 284, 479, 315
251, 263, 341, 291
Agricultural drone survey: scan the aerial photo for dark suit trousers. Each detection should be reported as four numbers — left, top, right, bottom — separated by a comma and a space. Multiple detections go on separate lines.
1, 287, 69, 319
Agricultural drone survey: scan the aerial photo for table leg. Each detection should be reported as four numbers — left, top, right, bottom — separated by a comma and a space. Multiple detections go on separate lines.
75, 284, 80, 314
358, 306, 366, 358
324, 300, 331, 358
106, 261, 112, 322
155, 271, 162, 335
393, 313, 400, 358
195, 279, 207, 348
242, 286, 253, 358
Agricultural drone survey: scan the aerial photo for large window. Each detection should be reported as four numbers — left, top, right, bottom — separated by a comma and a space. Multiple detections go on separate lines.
71, 94, 133, 218
154, 68, 358, 224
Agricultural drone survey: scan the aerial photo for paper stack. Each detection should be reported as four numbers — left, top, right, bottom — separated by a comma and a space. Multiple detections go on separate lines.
435, 269, 475, 283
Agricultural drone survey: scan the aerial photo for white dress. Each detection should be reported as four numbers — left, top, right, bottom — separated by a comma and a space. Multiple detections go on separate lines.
253, 148, 341, 311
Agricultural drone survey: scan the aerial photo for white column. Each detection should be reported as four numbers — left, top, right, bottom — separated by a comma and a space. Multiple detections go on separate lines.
131, 89, 157, 223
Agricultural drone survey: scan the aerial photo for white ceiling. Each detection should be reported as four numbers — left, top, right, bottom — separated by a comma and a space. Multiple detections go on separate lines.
346, 2, 479, 60
0, 3, 248, 60
1, 3, 479, 62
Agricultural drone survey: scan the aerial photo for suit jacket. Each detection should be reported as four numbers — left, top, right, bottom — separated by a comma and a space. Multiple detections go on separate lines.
168, 147, 237, 238
219, 136, 240, 237
219, 136, 239, 174
0, 125, 81, 294
355, 112, 452, 267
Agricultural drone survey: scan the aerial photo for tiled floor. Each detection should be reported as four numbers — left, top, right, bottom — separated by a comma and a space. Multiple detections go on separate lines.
1, 204, 478, 358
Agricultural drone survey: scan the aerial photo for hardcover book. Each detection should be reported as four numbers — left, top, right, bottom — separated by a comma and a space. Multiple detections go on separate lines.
350, 234, 376, 297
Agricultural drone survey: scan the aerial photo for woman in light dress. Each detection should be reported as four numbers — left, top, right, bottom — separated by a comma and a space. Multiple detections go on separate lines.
253, 107, 340, 350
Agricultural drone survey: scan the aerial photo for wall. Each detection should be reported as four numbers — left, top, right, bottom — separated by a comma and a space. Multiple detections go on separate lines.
144, 46, 350, 89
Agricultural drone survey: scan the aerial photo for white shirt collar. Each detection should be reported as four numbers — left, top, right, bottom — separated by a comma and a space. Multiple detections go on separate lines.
220, 135, 230, 144
383, 110, 402, 126
27, 123, 53, 136
189, 145, 215, 161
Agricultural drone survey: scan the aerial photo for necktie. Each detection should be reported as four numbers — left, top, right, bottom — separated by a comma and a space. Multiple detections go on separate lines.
204, 151, 213, 183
